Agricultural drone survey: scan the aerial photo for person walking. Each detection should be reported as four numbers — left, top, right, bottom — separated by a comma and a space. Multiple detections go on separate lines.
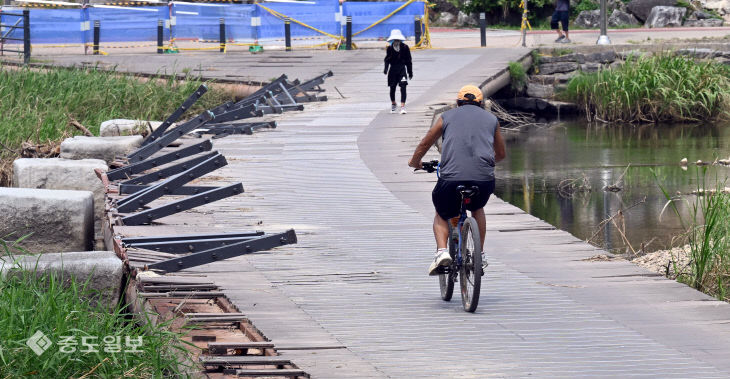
551, 0, 571, 43
384, 29, 413, 114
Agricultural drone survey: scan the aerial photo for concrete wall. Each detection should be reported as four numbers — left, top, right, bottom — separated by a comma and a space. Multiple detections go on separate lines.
60, 135, 143, 164
0, 187, 94, 253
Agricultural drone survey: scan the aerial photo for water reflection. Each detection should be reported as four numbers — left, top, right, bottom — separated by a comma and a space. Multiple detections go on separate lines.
495, 121, 730, 253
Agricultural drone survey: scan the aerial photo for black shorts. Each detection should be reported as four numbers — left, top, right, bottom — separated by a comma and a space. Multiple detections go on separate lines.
432, 179, 495, 220
551, 10, 569, 32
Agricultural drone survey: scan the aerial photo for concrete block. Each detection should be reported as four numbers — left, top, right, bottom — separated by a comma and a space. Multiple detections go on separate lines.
0, 187, 94, 253
13, 158, 108, 229
60, 135, 143, 163
0, 251, 124, 309
99, 119, 164, 137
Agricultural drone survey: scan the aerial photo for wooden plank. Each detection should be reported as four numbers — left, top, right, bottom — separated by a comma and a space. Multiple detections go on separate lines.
234, 369, 307, 377
199, 355, 292, 365
208, 341, 275, 349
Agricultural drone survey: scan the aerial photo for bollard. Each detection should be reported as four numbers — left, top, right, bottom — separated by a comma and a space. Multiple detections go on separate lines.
157, 20, 163, 54
93, 20, 100, 55
219, 18, 226, 53
414, 16, 422, 46
345, 16, 352, 50
479, 13, 486, 47
284, 18, 291, 51
22, 9, 30, 64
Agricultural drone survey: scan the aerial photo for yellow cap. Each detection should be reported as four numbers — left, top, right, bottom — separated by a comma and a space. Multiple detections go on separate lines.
457, 85, 483, 102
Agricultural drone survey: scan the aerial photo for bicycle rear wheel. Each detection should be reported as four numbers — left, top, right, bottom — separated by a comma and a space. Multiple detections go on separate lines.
459, 217, 482, 312
439, 224, 456, 301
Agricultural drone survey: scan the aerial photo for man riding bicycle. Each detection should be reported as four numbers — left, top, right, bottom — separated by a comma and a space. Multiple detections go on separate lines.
408, 85, 506, 275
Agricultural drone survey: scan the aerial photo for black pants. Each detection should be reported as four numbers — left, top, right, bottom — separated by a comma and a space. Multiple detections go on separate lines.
551, 10, 569, 32
389, 81, 407, 103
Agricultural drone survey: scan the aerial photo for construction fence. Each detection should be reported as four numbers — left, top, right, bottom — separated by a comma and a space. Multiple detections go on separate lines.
0, 0, 429, 52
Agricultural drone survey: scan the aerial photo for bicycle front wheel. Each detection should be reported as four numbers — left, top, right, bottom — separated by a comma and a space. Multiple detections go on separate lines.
459, 217, 482, 312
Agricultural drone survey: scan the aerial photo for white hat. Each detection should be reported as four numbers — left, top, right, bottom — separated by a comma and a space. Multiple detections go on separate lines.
387, 29, 407, 42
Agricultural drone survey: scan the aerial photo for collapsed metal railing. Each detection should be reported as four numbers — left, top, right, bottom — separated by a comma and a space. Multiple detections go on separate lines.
100, 71, 332, 275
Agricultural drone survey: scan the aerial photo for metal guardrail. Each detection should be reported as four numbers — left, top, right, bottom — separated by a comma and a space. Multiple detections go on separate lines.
0, 9, 30, 64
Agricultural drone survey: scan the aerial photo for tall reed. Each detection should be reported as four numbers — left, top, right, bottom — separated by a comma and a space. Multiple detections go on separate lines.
654, 168, 730, 300
563, 55, 730, 123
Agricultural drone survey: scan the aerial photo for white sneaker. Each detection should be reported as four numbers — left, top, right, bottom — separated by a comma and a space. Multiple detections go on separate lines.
428, 249, 452, 276
390, 104, 396, 114
400, 106, 407, 114
482, 252, 488, 273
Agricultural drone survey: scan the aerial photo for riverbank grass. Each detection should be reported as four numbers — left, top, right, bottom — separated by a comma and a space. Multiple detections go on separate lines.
563, 55, 730, 123
655, 168, 730, 301
0, 243, 194, 377
0, 65, 231, 149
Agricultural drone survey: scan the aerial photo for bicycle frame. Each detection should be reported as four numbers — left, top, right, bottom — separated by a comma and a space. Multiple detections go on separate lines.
450, 192, 472, 271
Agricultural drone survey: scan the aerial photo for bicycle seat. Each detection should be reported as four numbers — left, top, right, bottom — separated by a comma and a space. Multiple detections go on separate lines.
456, 185, 480, 198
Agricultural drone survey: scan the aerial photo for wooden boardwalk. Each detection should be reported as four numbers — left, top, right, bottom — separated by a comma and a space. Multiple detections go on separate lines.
88, 47, 730, 377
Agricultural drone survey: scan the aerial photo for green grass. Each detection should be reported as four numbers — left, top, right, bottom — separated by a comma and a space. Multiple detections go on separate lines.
0, 240, 196, 377
0, 64, 233, 150
508, 61, 527, 91
655, 168, 730, 301
562, 54, 730, 123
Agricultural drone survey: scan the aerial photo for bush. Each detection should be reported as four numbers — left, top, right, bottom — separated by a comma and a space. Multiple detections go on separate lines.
572, 0, 599, 18
562, 54, 730, 123
508, 61, 527, 91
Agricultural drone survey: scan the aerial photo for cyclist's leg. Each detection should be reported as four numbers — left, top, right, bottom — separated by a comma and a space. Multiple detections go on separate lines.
471, 207, 486, 250
433, 213, 449, 249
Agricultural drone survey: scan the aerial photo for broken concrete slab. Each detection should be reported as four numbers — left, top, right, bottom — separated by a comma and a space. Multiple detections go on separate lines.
12, 158, 108, 229
60, 135, 143, 164
0, 251, 124, 309
99, 119, 165, 137
0, 187, 94, 253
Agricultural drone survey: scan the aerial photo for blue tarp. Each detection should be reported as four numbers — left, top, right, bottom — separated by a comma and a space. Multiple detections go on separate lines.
1, 2, 424, 45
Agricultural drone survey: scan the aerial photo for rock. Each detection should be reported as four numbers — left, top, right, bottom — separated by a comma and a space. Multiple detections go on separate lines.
683, 18, 724, 26
435, 12, 455, 25
609, 9, 641, 26
618, 49, 650, 60
60, 135, 143, 164
0, 187, 94, 254
574, 10, 601, 28
608, 0, 628, 12
526, 82, 555, 98
12, 158, 108, 234
538, 62, 580, 75
540, 53, 586, 64
692, 10, 715, 19
0, 251, 124, 309
676, 48, 720, 58
645, 6, 686, 27
498, 98, 579, 115
584, 50, 617, 63
457, 11, 477, 26
626, 0, 677, 22
610, 60, 624, 69
100, 119, 164, 137
581, 62, 604, 73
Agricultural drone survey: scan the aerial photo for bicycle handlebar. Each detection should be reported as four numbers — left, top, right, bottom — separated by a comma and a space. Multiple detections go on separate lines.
415, 160, 439, 173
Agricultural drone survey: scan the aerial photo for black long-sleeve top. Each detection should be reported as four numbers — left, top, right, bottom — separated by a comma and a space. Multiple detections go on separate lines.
384, 43, 413, 87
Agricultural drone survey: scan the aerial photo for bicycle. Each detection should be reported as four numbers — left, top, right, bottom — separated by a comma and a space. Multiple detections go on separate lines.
418, 160, 482, 312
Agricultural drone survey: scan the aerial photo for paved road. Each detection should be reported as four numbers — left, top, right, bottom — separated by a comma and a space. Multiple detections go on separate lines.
109, 46, 730, 378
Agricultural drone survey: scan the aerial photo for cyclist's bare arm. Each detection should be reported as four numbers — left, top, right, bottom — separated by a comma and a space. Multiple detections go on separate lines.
495, 123, 506, 163
408, 117, 444, 169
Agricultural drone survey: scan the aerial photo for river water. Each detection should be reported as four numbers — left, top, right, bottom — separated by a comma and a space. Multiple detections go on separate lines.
494, 121, 730, 254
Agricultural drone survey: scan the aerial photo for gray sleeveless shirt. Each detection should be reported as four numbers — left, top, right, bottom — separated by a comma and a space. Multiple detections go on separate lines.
439, 104, 498, 181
